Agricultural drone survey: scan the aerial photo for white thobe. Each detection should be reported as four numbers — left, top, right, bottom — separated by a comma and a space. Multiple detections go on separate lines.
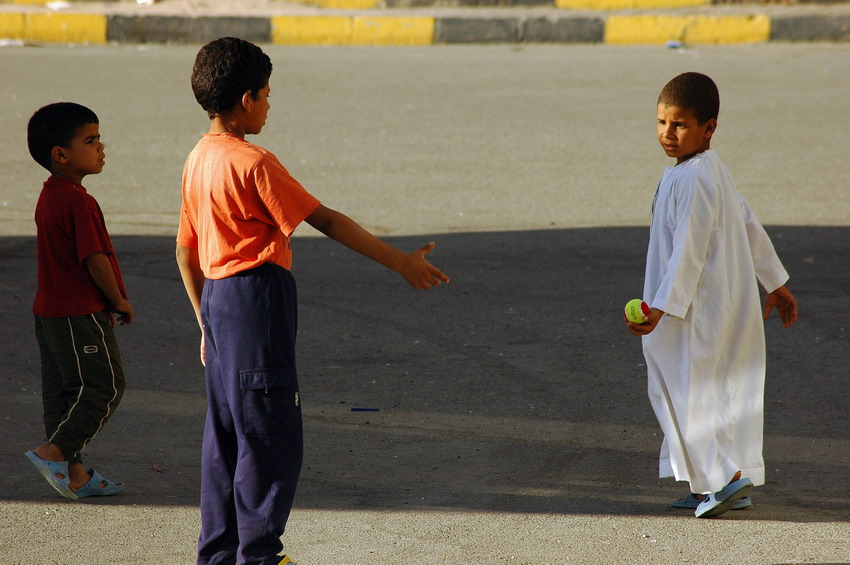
642, 150, 788, 494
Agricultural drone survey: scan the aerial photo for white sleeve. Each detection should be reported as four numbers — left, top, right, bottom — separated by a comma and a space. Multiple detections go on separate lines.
651, 172, 716, 319
739, 194, 789, 293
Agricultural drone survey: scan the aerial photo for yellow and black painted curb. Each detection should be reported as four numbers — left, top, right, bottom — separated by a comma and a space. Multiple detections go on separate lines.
0, 10, 848, 45
289, 0, 714, 9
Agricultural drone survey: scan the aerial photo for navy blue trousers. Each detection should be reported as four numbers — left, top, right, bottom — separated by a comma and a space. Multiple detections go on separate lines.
197, 264, 303, 565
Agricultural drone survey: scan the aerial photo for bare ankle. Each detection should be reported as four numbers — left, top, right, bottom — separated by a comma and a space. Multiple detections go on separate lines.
69, 465, 92, 490
34, 442, 65, 462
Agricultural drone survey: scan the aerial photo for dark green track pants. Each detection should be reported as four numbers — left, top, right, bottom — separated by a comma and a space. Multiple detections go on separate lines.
34, 311, 125, 465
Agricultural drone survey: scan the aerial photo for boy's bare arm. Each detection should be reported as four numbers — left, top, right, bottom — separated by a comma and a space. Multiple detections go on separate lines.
763, 284, 798, 328
176, 244, 206, 365
85, 252, 133, 325
305, 204, 449, 290
176, 244, 205, 328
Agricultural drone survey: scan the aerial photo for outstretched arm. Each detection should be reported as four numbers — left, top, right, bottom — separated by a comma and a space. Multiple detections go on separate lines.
305, 204, 449, 290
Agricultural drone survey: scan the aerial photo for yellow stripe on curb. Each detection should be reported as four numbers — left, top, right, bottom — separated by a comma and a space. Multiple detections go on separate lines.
0, 13, 106, 43
0, 13, 23, 38
605, 14, 770, 44
272, 16, 434, 45
557, 0, 708, 10
273, 16, 350, 44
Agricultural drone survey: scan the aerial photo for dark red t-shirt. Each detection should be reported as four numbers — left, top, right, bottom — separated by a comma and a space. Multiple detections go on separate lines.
33, 176, 126, 318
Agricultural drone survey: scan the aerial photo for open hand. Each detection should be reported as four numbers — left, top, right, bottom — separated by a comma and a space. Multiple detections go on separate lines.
400, 242, 450, 290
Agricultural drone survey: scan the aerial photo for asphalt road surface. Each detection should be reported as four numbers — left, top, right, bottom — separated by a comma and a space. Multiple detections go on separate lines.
1, 43, 848, 564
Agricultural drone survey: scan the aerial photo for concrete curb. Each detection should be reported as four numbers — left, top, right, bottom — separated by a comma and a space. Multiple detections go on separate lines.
302, 0, 714, 8
1, 6, 849, 44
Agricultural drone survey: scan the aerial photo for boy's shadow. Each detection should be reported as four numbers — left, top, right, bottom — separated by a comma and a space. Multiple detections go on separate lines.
0, 227, 847, 522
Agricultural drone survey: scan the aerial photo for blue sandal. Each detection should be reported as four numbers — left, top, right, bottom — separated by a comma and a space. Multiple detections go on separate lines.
25, 450, 78, 501
74, 469, 125, 498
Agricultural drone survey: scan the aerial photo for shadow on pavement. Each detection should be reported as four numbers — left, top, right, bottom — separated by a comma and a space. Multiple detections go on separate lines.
1, 227, 847, 523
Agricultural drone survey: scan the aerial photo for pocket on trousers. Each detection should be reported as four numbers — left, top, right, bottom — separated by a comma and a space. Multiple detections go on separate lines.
239, 369, 300, 436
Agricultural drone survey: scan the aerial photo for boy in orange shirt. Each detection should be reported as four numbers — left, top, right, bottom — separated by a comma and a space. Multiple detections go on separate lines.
176, 37, 448, 565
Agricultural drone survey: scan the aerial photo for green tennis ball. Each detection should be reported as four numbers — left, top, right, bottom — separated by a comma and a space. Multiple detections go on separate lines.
625, 299, 650, 324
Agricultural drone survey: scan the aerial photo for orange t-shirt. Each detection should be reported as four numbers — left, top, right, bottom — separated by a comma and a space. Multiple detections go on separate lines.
177, 134, 321, 279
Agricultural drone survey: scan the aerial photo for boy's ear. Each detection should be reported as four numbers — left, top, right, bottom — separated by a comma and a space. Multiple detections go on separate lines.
704, 118, 718, 139
51, 146, 68, 164
241, 90, 254, 111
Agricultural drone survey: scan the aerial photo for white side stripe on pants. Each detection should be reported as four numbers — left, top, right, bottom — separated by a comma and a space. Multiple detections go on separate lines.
48, 314, 120, 459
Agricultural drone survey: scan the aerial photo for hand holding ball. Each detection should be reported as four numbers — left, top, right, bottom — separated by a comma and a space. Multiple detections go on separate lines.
624, 299, 650, 324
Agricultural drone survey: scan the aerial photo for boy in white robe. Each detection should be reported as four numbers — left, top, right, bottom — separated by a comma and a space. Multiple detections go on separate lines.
626, 72, 798, 518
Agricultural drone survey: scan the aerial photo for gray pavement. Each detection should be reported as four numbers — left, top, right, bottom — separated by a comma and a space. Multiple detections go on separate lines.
1, 44, 849, 564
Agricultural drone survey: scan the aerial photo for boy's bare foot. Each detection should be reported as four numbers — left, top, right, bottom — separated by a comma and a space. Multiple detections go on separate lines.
31, 443, 67, 480
32, 442, 109, 491
69, 465, 95, 491
68, 467, 110, 491
33, 442, 64, 462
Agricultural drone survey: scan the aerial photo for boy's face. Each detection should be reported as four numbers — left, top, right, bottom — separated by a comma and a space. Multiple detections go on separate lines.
244, 84, 271, 136
52, 122, 105, 181
656, 104, 716, 164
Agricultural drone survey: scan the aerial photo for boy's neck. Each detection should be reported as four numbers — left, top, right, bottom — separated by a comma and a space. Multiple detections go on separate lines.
676, 146, 711, 166
50, 171, 86, 184
208, 115, 247, 139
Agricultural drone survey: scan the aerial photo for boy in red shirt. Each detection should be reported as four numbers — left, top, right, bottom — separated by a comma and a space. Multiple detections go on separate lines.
176, 37, 448, 565
25, 102, 132, 500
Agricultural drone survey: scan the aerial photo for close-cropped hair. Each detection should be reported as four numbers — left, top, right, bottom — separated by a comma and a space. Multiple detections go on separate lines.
657, 72, 720, 125
27, 102, 99, 172
191, 37, 273, 119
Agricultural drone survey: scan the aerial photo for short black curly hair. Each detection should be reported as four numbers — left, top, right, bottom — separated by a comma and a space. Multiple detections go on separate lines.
191, 37, 273, 119
657, 72, 720, 125
27, 102, 99, 172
